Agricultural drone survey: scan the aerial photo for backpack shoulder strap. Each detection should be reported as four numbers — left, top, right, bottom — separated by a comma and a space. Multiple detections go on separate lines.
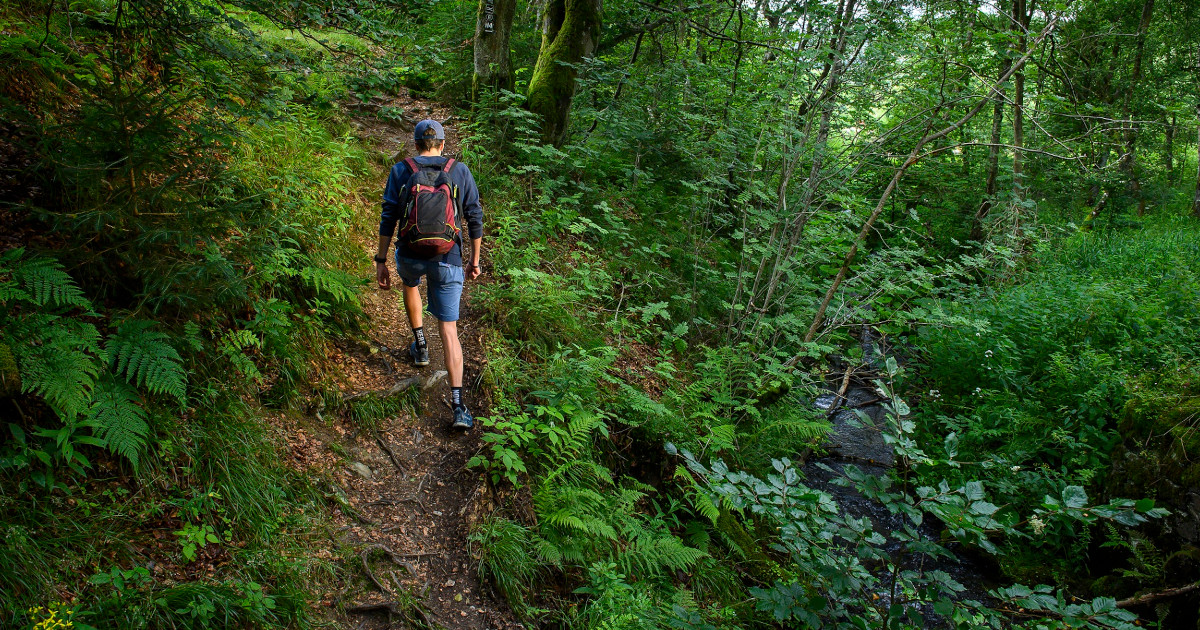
403, 157, 419, 174
441, 158, 456, 173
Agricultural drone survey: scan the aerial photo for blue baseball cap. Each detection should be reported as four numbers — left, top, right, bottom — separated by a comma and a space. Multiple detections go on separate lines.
414, 119, 445, 141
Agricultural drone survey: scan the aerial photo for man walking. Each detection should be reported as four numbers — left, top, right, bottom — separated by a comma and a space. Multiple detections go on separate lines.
375, 119, 483, 430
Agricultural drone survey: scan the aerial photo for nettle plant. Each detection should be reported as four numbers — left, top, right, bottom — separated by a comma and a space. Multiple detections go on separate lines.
670, 363, 1167, 629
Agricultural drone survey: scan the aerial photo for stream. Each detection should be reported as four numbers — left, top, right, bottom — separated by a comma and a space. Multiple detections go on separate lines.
798, 335, 997, 618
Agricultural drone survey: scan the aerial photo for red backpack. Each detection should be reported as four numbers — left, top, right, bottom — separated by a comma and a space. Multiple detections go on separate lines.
398, 157, 460, 258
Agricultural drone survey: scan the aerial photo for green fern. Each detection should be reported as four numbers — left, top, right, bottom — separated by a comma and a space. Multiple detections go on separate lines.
86, 378, 150, 470
19, 260, 89, 309
105, 320, 187, 405
745, 416, 830, 444
618, 533, 708, 579
16, 318, 104, 420
220, 328, 264, 382
0, 248, 89, 309
538, 484, 618, 540
299, 265, 360, 306
674, 465, 721, 525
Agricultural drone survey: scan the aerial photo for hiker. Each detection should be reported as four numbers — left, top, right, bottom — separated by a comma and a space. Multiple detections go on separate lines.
375, 119, 484, 430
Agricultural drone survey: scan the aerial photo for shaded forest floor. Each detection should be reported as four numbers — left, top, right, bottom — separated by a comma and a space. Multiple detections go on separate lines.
273, 92, 521, 629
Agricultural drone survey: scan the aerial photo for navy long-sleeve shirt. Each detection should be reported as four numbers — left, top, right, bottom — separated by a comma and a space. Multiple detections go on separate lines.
380, 155, 483, 266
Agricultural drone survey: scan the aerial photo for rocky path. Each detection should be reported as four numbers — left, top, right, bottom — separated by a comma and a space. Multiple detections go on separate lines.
279, 92, 519, 629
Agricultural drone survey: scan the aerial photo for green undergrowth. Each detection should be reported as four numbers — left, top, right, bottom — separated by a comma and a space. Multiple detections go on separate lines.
0, 4, 401, 627
909, 222, 1200, 612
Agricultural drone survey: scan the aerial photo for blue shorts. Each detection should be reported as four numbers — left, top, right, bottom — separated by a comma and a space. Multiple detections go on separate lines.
395, 255, 464, 322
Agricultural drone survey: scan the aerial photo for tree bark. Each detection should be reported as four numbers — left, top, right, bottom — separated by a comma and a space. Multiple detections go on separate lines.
1193, 101, 1200, 218
1121, 0, 1155, 216
1011, 0, 1031, 201
472, 0, 517, 100
1194, 43, 1200, 218
971, 0, 1010, 242
960, 0, 980, 178
526, 0, 602, 146
1165, 112, 1174, 183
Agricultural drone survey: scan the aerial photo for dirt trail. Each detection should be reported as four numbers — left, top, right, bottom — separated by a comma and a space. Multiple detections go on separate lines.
280, 92, 518, 629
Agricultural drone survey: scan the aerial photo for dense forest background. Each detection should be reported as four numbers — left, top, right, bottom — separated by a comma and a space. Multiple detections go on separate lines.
2, 0, 1200, 628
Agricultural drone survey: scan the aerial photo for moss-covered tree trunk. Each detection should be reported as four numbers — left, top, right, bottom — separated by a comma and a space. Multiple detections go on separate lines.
526, 0, 601, 146
472, 0, 516, 100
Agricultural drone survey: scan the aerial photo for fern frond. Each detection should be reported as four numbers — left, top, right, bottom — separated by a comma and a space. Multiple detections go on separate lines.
17, 319, 104, 419
610, 485, 649, 512
106, 320, 187, 404
619, 534, 707, 578
745, 416, 832, 445
0, 276, 31, 305
86, 378, 150, 470
220, 328, 264, 382
14, 255, 90, 309
299, 265, 360, 306
674, 465, 721, 525
544, 508, 618, 540
541, 458, 613, 488
533, 535, 565, 568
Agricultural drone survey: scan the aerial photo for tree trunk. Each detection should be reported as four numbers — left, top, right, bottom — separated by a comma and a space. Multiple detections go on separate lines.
1194, 44, 1200, 218
960, 0, 980, 179
1165, 113, 1175, 183
738, 0, 858, 334
526, 0, 602, 146
1193, 101, 1200, 218
1011, 0, 1030, 201
971, 0, 1010, 242
472, 0, 517, 100
1121, 0, 1155, 216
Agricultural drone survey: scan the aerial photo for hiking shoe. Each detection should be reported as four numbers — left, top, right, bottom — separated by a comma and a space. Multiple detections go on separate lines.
409, 341, 430, 367
451, 405, 474, 431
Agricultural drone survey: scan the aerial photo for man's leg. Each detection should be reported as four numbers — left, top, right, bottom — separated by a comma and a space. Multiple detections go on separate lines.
403, 284, 423, 330
425, 263, 470, 428
401, 279, 429, 366
438, 320, 463, 391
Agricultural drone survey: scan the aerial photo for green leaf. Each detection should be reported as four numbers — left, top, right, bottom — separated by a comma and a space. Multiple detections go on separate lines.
1062, 486, 1088, 509
89, 572, 112, 585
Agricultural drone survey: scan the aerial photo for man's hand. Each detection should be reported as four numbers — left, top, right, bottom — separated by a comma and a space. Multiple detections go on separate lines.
376, 261, 391, 290
467, 263, 482, 281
